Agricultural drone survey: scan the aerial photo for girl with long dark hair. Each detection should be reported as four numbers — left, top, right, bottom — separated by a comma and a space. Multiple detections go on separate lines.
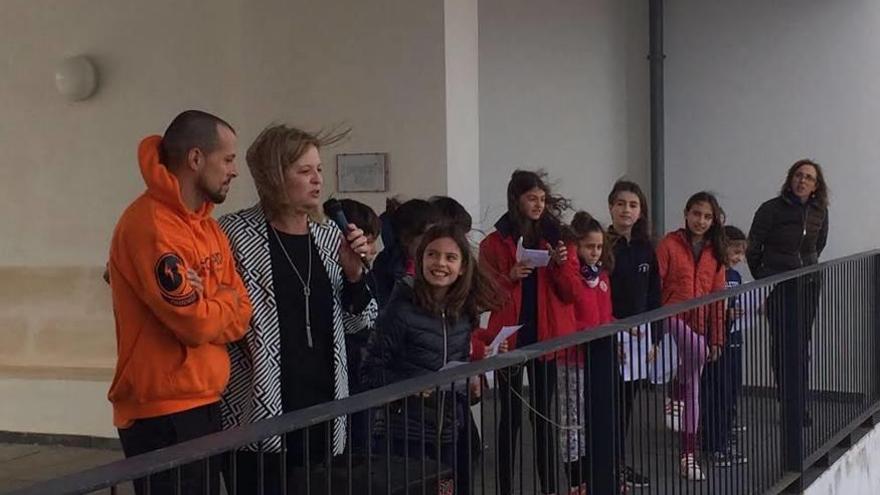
656, 191, 728, 481
475, 170, 581, 495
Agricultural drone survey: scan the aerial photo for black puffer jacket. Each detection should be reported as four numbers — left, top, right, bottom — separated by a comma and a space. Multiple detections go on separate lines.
368, 280, 472, 385
365, 280, 473, 442
746, 192, 829, 279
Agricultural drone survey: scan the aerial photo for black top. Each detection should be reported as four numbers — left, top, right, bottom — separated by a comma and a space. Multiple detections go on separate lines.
746, 192, 829, 279
517, 235, 539, 347
269, 228, 335, 413
609, 231, 662, 344
609, 232, 661, 319
725, 268, 743, 346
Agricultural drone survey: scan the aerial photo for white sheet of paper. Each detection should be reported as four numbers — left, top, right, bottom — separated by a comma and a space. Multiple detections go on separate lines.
730, 295, 762, 334
516, 237, 551, 268
618, 324, 652, 382
487, 325, 522, 357
648, 332, 678, 385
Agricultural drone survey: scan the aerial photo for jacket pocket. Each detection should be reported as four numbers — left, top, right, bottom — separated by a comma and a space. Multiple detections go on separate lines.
165, 344, 229, 399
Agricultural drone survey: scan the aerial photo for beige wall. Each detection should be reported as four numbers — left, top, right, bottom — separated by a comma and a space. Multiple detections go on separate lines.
478, 0, 649, 228
0, 0, 242, 268
0, 0, 655, 437
0, 0, 447, 268
0, 0, 448, 378
231, 0, 448, 216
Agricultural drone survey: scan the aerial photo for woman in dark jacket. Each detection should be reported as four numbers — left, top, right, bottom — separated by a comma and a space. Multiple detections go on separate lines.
368, 223, 500, 495
747, 159, 829, 419
747, 159, 829, 278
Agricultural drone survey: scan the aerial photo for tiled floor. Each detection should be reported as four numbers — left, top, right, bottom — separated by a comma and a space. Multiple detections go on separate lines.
0, 443, 125, 494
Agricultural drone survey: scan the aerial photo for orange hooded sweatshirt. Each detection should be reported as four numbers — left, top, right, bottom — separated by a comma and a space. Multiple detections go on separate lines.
107, 135, 252, 428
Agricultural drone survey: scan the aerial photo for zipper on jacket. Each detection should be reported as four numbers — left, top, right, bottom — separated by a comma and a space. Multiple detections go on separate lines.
437, 309, 449, 441
797, 206, 808, 267
441, 310, 448, 365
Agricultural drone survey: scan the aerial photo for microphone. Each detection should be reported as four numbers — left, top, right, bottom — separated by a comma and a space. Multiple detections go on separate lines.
323, 198, 370, 269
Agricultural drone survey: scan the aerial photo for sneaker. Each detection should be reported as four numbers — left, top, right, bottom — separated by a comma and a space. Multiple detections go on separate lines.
710, 450, 748, 467
680, 453, 706, 481
621, 466, 650, 488
567, 484, 588, 495
732, 421, 747, 433
665, 398, 684, 432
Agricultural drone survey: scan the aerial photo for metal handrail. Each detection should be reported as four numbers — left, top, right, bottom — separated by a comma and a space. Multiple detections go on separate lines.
9, 249, 880, 495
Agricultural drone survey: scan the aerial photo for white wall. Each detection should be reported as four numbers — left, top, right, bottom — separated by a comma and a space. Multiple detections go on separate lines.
806, 424, 880, 495
479, 0, 650, 230
665, 0, 880, 261
444, 0, 481, 220
0, 0, 448, 267
232, 0, 448, 217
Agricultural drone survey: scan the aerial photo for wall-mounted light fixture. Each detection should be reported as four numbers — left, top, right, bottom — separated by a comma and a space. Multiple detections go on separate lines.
54, 55, 98, 101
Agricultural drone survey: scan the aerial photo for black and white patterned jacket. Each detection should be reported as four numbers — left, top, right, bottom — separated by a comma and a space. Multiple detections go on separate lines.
218, 204, 377, 454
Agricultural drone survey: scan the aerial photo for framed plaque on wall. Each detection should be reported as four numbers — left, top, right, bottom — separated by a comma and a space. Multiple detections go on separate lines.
336, 153, 388, 192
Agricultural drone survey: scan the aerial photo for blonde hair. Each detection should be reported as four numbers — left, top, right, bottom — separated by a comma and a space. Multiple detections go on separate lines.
246, 124, 350, 220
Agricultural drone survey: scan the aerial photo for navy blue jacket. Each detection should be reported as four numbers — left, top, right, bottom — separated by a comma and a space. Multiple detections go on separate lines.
608, 230, 662, 343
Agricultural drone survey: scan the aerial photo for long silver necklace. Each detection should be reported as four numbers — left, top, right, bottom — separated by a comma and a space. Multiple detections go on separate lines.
271, 224, 314, 348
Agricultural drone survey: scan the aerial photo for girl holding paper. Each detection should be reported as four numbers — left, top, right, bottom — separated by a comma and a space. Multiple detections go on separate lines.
366, 223, 500, 495
656, 191, 728, 481
476, 169, 581, 495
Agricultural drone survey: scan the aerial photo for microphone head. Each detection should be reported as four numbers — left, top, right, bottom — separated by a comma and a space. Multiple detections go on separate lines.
322, 198, 349, 231
323, 198, 342, 216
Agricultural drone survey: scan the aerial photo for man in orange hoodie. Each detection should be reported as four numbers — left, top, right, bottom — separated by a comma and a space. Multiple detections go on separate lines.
107, 110, 252, 495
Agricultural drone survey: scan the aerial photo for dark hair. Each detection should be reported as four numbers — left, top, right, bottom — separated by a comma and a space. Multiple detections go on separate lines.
429, 196, 473, 232
391, 199, 442, 253
607, 180, 652, 242
506, 170, 571, 246
568, 211, 615, 272
325, 199, 380, 238
723, 225, 747, 243
413, 224, 503, 320
781, 159, 829, 209
684, 191, 727, 266
160, 110, 235, 169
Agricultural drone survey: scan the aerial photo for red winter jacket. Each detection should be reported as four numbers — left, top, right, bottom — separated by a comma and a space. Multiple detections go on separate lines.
656, 229, 726, 346
563, 268, 613, 365
576, 269, 613, 329
474, 216, 580, 359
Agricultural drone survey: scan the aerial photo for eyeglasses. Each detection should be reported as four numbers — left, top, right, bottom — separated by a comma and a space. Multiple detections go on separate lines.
793, 172, 817, 184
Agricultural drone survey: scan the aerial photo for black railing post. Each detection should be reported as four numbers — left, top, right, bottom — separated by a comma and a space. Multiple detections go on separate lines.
649, 0, 666, 234
781, 277, 806, 492
874, 254, 880, 403
586, 335, 619, 494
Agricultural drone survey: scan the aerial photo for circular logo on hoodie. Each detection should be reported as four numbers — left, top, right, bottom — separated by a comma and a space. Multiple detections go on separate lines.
155, 253, 198, 306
